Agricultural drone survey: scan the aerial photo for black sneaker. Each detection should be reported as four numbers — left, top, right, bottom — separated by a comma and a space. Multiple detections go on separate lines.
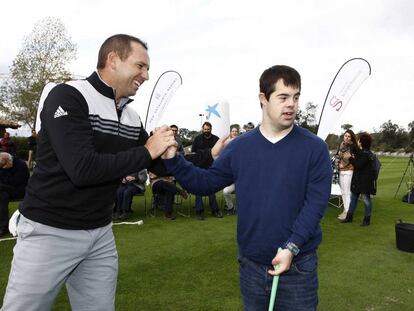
118, 213, 130, 220
196, 211, 205, 220
212, 210, 223, 218
227, 207, 236, 215
165, 213, 176, 220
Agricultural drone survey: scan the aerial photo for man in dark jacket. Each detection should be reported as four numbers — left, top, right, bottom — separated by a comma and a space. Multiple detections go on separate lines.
0, 153, 29, 237
191, 121, 222, 220
1, 34, 176, 311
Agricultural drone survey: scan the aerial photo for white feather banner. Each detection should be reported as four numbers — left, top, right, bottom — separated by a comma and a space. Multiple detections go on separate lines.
144, 71, 182, 133
317, 58, 371, 141
204, 100, 230, 138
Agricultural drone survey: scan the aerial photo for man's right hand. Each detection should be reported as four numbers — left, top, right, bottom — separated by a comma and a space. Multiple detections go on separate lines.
144, 125, 176, 159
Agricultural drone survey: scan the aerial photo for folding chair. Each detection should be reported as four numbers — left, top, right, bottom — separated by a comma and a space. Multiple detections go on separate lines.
132, 190, 147, 216
146, 191, 162, 217
175, 192, 190, 218
328, 183, 343, 209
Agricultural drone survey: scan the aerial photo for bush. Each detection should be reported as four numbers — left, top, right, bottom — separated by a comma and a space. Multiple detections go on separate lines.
12, 136, 29, 160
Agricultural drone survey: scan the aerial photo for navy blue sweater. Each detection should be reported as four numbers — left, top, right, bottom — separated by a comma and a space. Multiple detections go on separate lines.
164, 126, 332, 265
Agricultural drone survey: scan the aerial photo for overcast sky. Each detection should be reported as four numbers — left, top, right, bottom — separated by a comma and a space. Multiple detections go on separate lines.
1, 0, 413, 135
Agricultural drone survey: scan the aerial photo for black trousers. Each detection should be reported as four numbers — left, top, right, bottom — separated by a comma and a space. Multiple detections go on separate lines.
0, 188, 24, 230
152, 180, 181, 215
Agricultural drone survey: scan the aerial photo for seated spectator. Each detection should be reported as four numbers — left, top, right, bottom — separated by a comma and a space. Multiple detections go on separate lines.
0, 153, 30, 237
223, 185, 236, 214
0, 132, 16, 156
114, 169, 147, 220
148, 171, 188, 220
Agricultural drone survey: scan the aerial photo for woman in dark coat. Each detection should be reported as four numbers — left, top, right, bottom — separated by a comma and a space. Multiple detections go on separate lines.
341, 132, 376, 226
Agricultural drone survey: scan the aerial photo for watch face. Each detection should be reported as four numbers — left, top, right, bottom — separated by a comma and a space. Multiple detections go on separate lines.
286, 242, 299, 256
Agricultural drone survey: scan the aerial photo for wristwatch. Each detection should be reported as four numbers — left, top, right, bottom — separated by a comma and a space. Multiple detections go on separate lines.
284, 242, 300, 256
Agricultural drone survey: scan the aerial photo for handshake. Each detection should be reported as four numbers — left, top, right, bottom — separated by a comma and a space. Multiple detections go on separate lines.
144, 125, 232, 161
143, 125, 178, 160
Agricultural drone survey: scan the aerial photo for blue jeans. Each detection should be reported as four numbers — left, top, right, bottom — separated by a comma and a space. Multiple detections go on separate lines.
115, 183, 141, 214
152, 180, 181, 214
348, 192, 372, 216
195, 194, 218, 212
239, 252, 318, 311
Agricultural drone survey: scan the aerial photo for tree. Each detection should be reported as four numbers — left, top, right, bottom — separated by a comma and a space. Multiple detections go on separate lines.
326, 133, 340, 150
341, 124, 353, 131
0, 17, 77, 129
407, 121, 414, 152
178, 128, 199, 147
296, 102, 318, 133
378, 120, 408, 151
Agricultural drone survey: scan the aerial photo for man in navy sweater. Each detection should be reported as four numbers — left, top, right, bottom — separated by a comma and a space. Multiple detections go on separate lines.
163, 65, 332, 310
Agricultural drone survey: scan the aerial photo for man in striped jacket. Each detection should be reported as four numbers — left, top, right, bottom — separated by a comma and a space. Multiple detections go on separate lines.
1, 34, 176, 311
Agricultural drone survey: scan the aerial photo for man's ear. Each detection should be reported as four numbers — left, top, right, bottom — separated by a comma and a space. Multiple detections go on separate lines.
107, 51, 119, 70
259, 93, 267, 108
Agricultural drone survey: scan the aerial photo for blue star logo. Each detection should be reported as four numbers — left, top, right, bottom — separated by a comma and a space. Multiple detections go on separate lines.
205, 103, 221, 119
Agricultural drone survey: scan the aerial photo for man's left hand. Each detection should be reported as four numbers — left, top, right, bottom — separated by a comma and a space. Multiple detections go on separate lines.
211, 134, 231, 160
161, 145, 178, 159
268, 249, 294, 276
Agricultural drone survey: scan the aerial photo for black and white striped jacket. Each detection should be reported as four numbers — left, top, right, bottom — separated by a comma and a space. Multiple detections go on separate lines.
20, 72, 152, 229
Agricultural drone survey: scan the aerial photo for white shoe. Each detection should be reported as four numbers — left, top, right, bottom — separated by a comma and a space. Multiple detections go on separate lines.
337, 212, 346, 220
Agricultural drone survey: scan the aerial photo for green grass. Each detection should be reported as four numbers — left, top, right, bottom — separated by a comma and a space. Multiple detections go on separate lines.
1, 156, 414, 310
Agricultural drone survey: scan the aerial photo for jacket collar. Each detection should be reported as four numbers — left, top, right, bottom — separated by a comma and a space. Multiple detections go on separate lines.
86, 71, 134, 107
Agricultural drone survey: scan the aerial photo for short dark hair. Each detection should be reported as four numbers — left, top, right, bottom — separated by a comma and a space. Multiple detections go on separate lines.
202, 121, 212, 129
259, 65, 301, 101
97, 34, 148, 69
170, 124, 178, 130
358, 132, 372, 149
